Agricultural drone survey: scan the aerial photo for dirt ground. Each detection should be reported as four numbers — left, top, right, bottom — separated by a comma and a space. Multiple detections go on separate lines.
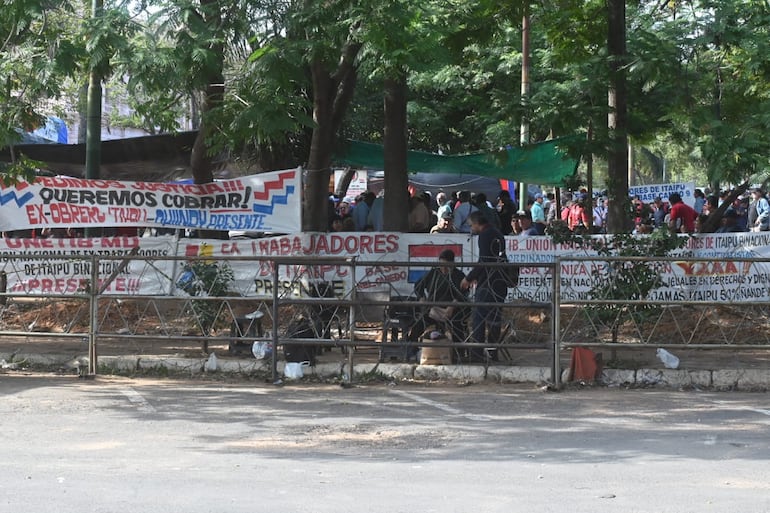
1, 298, 769, 371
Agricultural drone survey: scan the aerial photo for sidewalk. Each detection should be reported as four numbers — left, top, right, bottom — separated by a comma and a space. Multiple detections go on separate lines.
1, 335, 769, 390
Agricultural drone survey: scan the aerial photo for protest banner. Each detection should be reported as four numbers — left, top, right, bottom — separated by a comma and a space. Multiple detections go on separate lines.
629, 181, 695, 207
1, 231, 769, 303
1, 236, 177, 295
0, 168, 301, 234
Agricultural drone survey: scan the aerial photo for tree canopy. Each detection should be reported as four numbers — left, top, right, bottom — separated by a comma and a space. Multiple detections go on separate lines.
4, 0, 770, 230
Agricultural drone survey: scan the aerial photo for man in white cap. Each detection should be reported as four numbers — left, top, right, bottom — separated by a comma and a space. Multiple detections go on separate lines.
431, 210, 458, 233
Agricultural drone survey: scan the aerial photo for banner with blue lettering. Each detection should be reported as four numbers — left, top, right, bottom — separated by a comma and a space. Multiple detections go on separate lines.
629, 181, 695, 207
0, 168, 301, 234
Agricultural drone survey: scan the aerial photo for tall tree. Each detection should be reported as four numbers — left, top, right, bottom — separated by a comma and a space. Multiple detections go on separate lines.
0, 0, 82, 150
304, 21, 362, 231
606, 0, 629, 233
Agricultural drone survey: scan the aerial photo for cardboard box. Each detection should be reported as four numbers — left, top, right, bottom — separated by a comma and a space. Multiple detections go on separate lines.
420, 335, 452, 365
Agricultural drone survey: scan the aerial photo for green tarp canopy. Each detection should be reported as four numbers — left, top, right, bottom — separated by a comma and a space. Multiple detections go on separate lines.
334, 137, 580, 185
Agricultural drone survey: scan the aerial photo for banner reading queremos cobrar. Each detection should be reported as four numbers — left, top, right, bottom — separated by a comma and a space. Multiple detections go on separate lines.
0, 168, 301, 233
1, 231, 770, 303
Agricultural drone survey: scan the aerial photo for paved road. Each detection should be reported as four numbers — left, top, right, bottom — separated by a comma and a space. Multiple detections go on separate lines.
1, 374, 768, 513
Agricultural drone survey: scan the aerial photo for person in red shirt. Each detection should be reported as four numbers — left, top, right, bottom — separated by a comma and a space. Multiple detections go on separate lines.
668, 192, 698, 234
567, 194, 591, 234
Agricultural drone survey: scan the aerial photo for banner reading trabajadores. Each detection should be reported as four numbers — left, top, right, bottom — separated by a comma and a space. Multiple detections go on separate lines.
0, 168, 301, 233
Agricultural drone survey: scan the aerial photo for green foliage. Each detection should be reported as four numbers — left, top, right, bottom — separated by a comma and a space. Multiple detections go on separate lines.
0, 155, 44, 185
177, 260, 234, 337
550, 226, 689, 342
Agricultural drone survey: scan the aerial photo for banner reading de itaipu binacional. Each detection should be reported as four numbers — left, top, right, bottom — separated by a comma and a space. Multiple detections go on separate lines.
0, 168, 302, 233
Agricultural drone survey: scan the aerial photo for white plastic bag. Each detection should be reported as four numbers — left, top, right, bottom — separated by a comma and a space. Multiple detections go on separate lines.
284, 361, 310, 380
656, 348, 680, 369
205, 352, 218, 372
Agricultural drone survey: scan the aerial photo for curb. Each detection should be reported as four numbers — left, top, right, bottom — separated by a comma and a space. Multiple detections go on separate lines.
3, 352, 769, 390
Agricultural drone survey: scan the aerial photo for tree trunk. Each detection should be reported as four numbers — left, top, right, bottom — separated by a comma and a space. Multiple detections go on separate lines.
190, 0, 224, 186
606, 0, 630, 234
303, 42, 361, 232
189, 0, 226, 242
382, 71, 409, 232
189, 81, 222, 186
334, 167, 355, 197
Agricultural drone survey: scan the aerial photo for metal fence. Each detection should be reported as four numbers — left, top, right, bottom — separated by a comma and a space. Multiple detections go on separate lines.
1, 251, 767, 386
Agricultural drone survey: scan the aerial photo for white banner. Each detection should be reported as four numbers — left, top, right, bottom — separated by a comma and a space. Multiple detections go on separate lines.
177, 232, 770, 303
0, 168, 301, 233
1, 236, 177, 294
629, 181, 695, 207
1, 231, 769, 302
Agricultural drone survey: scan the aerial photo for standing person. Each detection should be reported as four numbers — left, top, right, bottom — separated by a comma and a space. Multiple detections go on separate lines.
751, 188, 770, 232
747, 192, 758, 232
593, 197, 608, 233
693, 188, 706, 214
367, 190, 385, 231
453, 191, 478, 233
408, 193, 432, 233
530, 193, 547, 235
668, 192, 698, 234
474, 193, 500, 229
436, 192, 452, 220
547, 193, 565, 226
567, 194, 590, 234
496, 190, 517, 235
352, 191, 375, 231
460, 211, 507, 362
652, 197, 667, 228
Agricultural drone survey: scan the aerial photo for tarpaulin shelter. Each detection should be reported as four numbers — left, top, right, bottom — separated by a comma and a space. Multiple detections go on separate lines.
334, 137, 580, 186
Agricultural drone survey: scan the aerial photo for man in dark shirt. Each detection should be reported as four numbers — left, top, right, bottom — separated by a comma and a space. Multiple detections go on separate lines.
496, 190, 517, 235
408, 249, 468, 347
460, 211, 507, 362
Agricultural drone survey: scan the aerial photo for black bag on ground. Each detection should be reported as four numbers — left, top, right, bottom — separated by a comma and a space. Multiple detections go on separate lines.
284, 317, 320, 364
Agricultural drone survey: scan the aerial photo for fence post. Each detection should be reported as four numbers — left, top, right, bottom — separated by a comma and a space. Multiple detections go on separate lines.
87, 254, 98, 377
270, 258, 280, 383
551, 258, 561, 387
346, 258, 357, 385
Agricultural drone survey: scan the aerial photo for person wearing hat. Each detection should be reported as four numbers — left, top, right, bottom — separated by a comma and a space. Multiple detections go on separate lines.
511, 210, 538, 236
408, 248, 469, 357
716, 209, 744, 233
531, 193, 546, 235
430, 210, 458, 233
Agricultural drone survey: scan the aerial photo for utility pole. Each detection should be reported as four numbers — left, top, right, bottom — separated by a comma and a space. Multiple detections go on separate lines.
518, 12, 531, 210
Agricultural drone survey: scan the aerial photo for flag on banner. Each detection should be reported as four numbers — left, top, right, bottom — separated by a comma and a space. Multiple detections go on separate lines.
407, 243, 463, 283
499, 179, 516, 195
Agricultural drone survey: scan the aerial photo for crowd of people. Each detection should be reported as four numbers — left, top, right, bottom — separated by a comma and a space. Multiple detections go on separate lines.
328, 185, 766, 364
329, 185, 770, 236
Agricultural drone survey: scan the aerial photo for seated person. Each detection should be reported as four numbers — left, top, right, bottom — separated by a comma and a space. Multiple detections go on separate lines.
430, 211, 458, 233
511, 210, 538, 236
408, 249, 469, 348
